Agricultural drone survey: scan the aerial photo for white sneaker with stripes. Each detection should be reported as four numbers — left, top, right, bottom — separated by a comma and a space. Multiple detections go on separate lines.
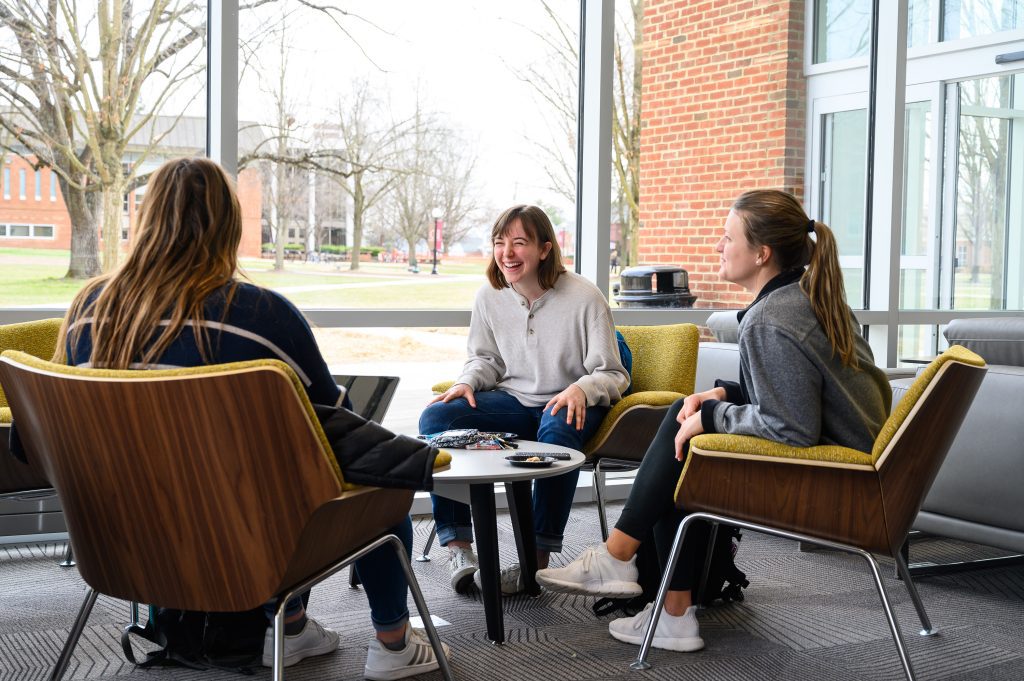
364, 627, 450, 680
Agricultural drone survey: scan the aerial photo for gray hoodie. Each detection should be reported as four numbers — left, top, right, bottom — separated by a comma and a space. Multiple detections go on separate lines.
701, 276, 891, 453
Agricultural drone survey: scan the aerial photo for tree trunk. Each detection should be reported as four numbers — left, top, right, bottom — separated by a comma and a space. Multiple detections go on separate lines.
63, 183, 102, 279
349, 177, 364, 271
274, 160, 286, 271
407, 237, 418, 270
101, 188, 124, 272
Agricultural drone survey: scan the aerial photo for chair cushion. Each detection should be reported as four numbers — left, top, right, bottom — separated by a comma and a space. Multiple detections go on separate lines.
944, 317, 1024, 367
0, 406, 9, 425
689, 433, 873, 466
871, 345, 985, 463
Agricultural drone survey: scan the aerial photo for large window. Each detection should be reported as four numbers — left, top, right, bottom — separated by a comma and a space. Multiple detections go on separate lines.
0, 2, 207, 301
236, 1, 578, 310
948, 73, 1024, 310
943, 0, 1024, 40
821, 109, 868, 307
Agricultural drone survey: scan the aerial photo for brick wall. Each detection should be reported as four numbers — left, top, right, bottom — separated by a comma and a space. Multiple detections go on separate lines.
639, 0, 806, 308
0, 157, 72, 249
0, 155, 264, 259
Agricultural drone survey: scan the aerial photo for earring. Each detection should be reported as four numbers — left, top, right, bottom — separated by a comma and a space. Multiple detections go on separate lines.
755, 259, 762, 265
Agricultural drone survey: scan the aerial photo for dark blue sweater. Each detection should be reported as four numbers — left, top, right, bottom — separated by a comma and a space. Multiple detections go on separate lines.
66, 282, 342, 407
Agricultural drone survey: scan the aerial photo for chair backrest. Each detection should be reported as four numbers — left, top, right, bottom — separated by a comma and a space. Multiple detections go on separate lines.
872, 346, 987, 554
0, 318, 62, 413
0, 352, 344, 612
616, 324, 699, 395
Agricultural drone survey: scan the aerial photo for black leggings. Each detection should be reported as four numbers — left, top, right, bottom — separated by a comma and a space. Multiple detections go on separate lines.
614, 398, 711, 592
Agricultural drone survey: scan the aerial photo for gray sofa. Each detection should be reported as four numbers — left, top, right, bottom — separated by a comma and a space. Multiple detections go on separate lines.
892, 317, 1024, 557
696, 312, 1024, 561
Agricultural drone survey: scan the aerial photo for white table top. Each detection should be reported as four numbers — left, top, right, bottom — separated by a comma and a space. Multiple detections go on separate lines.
432, 440, 585, 485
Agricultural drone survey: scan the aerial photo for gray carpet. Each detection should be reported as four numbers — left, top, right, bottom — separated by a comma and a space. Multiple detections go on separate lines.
2, 502, 1023, 681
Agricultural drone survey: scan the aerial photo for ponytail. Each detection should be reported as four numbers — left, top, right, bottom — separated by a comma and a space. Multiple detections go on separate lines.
732, 190, 860, 370
800, 220, 859, 369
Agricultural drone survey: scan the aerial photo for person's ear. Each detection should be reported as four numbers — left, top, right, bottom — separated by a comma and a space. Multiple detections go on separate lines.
756, 245, 772, 266
540, 241, 553, 260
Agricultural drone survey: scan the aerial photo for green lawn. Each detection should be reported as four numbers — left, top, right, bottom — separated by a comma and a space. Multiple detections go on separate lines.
0, 251, 489, 308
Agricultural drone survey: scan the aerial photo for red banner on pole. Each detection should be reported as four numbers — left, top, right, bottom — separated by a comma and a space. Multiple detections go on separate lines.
434, 219, 444, 251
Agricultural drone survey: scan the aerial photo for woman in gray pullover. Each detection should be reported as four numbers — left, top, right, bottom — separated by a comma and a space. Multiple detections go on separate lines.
419, 204, 629, 595
537, 190, 891, 654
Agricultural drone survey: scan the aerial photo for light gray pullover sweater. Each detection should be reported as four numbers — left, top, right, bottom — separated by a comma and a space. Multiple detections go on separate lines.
456, 272, 629, 408
701, 277, 891, 453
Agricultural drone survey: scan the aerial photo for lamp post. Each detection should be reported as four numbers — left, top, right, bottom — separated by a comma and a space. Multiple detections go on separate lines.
430, 207, 443, 275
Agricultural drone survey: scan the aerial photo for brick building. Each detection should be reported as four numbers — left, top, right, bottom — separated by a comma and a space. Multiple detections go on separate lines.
0, 117, 264, 258
638, 1, 805, 308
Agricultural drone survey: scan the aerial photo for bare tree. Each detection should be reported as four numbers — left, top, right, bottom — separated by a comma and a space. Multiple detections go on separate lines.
0, 0, 368, 278
515, 0, 642, 266
323, 81, 416, 270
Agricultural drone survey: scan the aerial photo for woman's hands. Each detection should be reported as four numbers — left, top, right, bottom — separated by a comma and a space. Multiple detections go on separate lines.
545, 384, 588, 431
680, 386, 727, 419
428, 382, 477, 407
673, 388, 722, 460
674, 412, 705, 461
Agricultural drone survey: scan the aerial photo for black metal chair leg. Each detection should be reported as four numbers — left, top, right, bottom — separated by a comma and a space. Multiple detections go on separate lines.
417, 524, 437, 562
49, 588, 98, 681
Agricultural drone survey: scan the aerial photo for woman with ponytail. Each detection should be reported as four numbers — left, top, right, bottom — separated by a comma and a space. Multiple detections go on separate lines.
536, 189, 891, 654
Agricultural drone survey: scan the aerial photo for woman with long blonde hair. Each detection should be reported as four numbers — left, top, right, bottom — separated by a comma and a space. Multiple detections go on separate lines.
55, 157, 448, 680
537, 189, 891, 654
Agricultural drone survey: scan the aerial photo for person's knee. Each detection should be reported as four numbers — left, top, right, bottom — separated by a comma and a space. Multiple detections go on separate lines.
418, 400, 464, 433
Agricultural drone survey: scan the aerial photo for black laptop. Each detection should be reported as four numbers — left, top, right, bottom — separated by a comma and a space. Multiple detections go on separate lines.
331, 374, 401, 423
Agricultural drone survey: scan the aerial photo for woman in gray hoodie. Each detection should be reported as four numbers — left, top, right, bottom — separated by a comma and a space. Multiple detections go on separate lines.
536, 189, 891, 654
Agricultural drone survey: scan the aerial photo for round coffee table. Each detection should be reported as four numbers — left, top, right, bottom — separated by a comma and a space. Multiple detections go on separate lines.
432, 441, 585, 644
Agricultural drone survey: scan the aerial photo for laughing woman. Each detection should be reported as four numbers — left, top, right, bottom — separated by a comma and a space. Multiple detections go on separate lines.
535, 190, 891, 654
419, 204, 629, 595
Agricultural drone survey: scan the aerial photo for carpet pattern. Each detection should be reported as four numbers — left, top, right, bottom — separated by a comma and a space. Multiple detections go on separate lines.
2, 502, 1023, 681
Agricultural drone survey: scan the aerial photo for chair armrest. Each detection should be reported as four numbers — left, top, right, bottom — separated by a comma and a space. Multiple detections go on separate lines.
432, 380, 455, 395
584, 391, 684, 460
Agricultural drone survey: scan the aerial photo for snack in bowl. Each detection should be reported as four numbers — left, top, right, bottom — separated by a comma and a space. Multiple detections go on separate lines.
526, 456, 542, 462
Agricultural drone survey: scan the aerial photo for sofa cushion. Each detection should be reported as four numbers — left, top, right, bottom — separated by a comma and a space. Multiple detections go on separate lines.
944, 317, 1024, 367
705, 311, 740, 344
695, 342, 740, 393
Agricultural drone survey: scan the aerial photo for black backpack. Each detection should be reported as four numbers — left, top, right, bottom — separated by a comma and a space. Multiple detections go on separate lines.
121, 605, 269, 674
593, 523, 749, 618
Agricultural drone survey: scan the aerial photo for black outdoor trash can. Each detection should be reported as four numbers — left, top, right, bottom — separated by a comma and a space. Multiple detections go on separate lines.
614, 264, 697, 308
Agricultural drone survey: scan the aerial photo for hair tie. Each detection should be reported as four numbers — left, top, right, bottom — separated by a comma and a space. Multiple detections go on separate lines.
807, 219, 816, 234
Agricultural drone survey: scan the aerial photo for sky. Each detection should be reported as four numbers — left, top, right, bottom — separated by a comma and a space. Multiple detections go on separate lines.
233, 0, 580, 223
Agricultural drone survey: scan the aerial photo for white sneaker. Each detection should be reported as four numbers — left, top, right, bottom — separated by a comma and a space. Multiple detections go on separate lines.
364, 627, 451, 681
608, 603, 704, 652
473, 563, 525, 595
261, 617, 340, 667
448, 545, 478, 593
535, 545, 642, 598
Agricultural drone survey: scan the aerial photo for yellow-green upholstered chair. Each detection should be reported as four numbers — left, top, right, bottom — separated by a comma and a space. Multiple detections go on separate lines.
0, 319, 68, 563
0, 351, 452, 681
630, 347, 987, 680
424, 323, 700, 551
0, 318, 63, 495
583, 323, 699, 539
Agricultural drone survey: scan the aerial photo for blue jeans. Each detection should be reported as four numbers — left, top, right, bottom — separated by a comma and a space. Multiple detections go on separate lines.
267, 516, 413, 633
420, 390, 607, 553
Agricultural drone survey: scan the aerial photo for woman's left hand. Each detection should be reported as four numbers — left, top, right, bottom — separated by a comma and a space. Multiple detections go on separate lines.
673, 412, 704, 461
545, 384, 588, 431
